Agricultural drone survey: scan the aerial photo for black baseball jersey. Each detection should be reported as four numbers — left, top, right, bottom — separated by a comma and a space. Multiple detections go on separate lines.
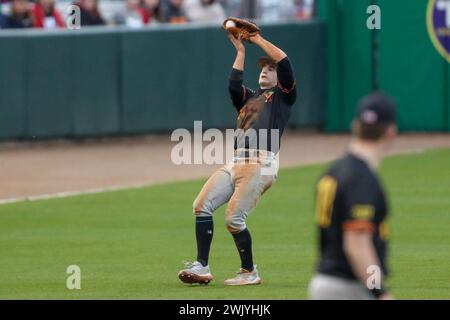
315, 153, 390, 280
228, 57, 296, 154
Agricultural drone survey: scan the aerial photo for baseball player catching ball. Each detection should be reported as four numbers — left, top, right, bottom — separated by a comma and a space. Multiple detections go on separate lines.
178, 18, 296, 286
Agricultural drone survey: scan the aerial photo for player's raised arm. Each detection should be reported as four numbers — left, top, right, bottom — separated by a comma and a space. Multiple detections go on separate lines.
251, 34, 296, 105
228, 33, 253, 110
249, 34, 286, 63
229, 33, 245, 71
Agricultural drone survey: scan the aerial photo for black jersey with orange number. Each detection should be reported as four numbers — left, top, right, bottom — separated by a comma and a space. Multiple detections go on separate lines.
315, 153, 390, 280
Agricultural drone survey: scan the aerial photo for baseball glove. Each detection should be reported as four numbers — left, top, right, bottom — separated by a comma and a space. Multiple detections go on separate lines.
223, 17, 261, 42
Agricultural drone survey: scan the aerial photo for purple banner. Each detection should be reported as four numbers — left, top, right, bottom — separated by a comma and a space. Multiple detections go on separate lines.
428, 0, 450, 62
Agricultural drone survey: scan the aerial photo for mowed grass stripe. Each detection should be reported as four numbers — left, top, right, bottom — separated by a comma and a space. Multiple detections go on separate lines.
0, 148, 449, 299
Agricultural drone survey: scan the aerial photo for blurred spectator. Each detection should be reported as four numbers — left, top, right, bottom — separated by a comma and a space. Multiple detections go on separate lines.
294, 0, 315, 20
217, 0, 234, 17
165, 0, 187, 24
185, 0, 225, 23
114, 0, 147, 27
142, 0, 164, 24
1, 0, 33, 28
0, 5, 7, 28
76, 0, 105, 26
239, 0, 258, 19
32, 0, 65, 28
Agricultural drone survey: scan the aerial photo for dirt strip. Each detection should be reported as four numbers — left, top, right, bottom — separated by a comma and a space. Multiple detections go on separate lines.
0, 132, 448, 201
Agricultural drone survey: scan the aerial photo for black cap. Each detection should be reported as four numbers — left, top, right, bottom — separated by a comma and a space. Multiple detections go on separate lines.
357, 92, 397, 125
258, 56, 277, 69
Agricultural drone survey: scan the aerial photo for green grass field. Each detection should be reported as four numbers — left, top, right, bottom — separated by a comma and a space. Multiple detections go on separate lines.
0, 148, 449, 299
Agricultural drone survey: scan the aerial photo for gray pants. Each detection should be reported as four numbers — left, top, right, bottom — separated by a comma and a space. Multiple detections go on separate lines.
308, 274, 373, 300
193, 149, 278, 233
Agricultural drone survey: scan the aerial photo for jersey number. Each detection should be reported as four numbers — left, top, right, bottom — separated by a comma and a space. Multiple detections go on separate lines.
316, 176, 338, 228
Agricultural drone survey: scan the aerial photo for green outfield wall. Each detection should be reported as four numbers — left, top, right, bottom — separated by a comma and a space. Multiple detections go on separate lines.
319, 0, 450, 132
0, 21, 326, 140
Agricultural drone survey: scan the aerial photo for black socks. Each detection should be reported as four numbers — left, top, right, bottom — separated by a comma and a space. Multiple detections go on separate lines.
232, 228, 254, 272
196, 216, 214, 267
196, 218, 254, 271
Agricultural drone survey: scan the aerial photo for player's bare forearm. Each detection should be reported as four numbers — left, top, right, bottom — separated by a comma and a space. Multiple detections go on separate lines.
250, 34, 287, 63
233, 51, 245, 71
343, 231, 385, 294
228, 33, 245, 71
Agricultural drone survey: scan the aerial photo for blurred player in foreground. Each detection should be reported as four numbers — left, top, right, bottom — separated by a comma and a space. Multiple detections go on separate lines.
309, 92, 396, 300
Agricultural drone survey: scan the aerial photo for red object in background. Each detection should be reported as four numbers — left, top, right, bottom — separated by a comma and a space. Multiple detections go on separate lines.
138, 7, 150, 24
32, 2, 65, 28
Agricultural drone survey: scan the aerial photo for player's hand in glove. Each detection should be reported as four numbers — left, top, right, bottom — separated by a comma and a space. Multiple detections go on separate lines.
223, 17, 261, 43
228, 32, 245, 53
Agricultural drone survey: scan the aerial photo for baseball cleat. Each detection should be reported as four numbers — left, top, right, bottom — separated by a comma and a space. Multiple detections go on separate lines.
178, 261, 214, 285
224, 265, 261, 286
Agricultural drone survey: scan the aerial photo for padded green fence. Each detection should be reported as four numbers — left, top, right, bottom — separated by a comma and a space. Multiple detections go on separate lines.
0, 36, 27, 139
377, 0, 449, 131
118, 22, 327, 133
318, 0, 372, 132
0, 21, 326, 140
319, 0, 450, 132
